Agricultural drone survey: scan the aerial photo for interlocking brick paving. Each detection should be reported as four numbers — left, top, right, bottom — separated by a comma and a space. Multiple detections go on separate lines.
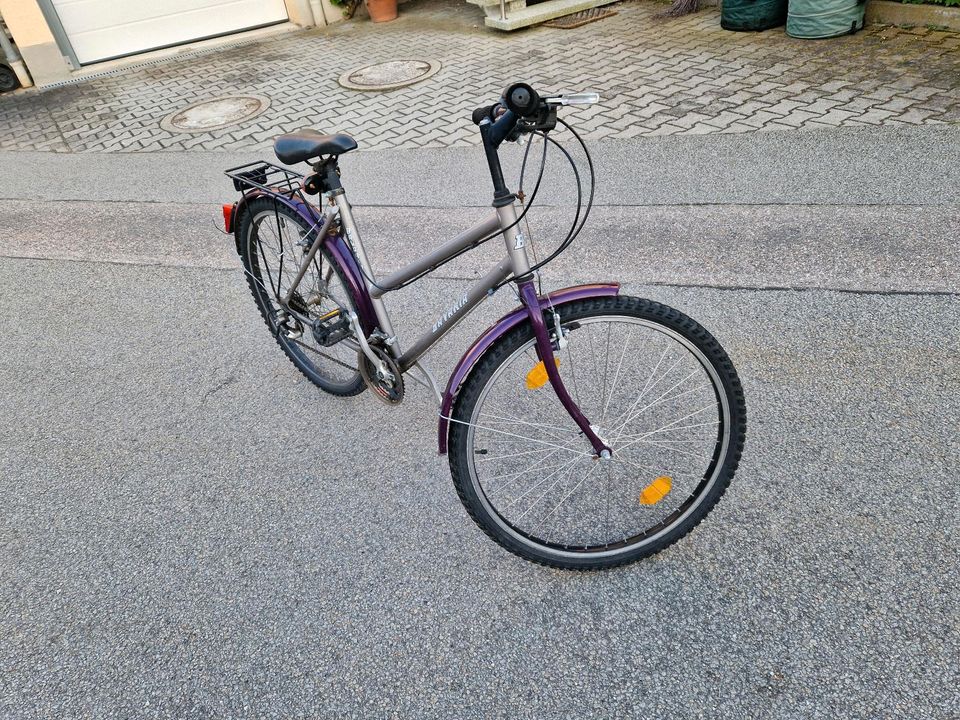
1, 0, 958, 153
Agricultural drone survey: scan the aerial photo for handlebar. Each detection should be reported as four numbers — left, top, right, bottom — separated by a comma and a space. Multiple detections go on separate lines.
471, 82, 600, 202
472, 83, 600, 128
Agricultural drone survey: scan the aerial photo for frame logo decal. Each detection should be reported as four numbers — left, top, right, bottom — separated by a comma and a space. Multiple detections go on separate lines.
514, 231, 526, 250
433, 294, 469, 334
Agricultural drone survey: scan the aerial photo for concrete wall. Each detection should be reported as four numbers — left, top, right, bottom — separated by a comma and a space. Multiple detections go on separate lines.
0, 0, 70, 84
865, 0, 960, 31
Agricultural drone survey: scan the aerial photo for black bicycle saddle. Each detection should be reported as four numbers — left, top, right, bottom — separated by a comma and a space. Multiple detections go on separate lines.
273, 129, 358, 165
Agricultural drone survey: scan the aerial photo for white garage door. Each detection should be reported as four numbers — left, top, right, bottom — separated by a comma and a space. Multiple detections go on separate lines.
50, 0, 289, 65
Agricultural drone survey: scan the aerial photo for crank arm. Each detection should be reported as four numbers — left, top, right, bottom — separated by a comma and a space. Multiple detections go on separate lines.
346, 312, 389, 376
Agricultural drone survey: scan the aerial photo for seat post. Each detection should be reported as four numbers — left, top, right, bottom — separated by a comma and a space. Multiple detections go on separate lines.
314, 157, 343, 194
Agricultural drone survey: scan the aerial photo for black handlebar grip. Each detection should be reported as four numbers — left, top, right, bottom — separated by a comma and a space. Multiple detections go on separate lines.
472, 104, 498, 125
503, 82, 540, 118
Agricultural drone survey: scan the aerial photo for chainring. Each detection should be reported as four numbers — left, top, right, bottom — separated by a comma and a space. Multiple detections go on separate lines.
359, 346, 404, 405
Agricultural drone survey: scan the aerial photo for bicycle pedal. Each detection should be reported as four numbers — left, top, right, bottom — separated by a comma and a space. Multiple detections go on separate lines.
312, 308, 351, 347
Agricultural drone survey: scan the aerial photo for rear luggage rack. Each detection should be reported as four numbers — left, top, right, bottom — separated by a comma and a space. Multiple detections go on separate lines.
224, 161, 327, 240
224, 161, 306, 197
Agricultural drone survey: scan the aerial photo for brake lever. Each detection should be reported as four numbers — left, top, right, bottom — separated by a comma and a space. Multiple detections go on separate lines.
543, 92, 601, 106
511, 103, 558, 140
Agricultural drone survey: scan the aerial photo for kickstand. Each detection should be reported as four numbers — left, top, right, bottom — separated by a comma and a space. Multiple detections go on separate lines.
408, 362, 443, 406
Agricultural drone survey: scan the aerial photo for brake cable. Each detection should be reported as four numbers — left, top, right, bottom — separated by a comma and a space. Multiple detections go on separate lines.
346, 111, 593, 297
489, 116, 594, 292
349, 122, 551, 294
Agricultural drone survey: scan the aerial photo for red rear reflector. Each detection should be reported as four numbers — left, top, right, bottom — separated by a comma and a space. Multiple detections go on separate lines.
222, 203, 235, 233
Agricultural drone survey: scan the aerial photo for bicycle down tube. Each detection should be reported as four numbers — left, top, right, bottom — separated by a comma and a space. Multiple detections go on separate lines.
328, 152, 607, 454
267, 88, 604, 455
329, 195, 532, 374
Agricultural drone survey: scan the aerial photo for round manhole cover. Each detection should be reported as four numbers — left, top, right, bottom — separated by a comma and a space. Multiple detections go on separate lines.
160, 94, 270, 133
338, 60, 441, 91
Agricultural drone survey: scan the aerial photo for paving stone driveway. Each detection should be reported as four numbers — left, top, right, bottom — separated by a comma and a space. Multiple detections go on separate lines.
1, 0, 958, 153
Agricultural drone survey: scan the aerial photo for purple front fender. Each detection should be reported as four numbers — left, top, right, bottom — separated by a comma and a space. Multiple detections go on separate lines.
437, 282, 620, 455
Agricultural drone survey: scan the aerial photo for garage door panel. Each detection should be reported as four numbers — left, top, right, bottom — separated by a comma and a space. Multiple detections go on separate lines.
51, 0, 268, 32
50, 0, 288, 64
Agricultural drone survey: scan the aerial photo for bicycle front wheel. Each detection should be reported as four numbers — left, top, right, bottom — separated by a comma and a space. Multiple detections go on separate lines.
448, 295, 746, 570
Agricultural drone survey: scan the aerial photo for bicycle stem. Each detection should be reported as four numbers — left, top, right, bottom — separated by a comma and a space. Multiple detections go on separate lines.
517, 278, 612, 458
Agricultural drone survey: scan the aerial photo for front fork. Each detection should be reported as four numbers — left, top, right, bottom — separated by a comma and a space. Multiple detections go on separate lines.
517, 279, 612, 458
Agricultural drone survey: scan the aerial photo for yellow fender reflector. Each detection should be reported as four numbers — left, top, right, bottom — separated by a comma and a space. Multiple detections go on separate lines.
525, 358, 560, 390
640, 476, 672, 505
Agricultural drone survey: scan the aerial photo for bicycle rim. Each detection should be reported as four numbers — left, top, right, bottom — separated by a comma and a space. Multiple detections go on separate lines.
462, 313, 732, 560
246, 206, 361, 389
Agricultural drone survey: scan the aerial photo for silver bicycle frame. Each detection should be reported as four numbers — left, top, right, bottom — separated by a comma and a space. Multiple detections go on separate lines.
330, 191, 530, 372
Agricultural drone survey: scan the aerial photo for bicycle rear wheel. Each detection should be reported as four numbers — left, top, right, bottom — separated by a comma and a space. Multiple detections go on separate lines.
448, 295, 746, 569
239, 197, 365, 396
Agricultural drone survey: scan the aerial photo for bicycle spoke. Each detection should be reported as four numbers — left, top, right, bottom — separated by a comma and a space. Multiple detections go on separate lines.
449, 416, 591, 455
615, 419, 720, 443
509, 454, 584, 516
605, 342, 668, 429
477, 445, 562, 463
611, 372, 708, 443
486, 456, 583, 500
631, 439, 707, 459
600, 327, 632, 422
478, 411, 583, 440
613, 451, 671, 477
599, 322, 612, 423
530, 462, 600, 535
607, 348, 682, 434
615, 409, 719, 454
604, 462, 611, 544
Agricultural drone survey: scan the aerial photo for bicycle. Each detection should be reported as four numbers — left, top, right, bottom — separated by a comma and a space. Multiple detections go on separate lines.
221, 82, 746, 570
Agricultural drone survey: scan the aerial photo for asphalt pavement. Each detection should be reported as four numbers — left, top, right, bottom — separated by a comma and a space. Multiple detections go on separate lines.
1, 124, 959, 207
1, 125, 958, 719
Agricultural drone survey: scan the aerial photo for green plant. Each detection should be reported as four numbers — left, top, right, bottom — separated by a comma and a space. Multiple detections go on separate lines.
328, 0, 360, 16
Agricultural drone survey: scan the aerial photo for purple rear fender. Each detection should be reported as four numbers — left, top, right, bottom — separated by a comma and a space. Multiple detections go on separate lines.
233, 190, 378, 335
323, 234, 378, 336
437, 282, 620, 455
232, 189, 315, 254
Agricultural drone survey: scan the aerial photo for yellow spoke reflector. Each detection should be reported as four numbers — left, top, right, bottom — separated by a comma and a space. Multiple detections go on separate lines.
525, 358, 560, 390
640, 476, 672, 505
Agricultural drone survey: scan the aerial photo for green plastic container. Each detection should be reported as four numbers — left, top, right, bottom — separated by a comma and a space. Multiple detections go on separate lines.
721, 0, 789, 31
786, 0, 866, 38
